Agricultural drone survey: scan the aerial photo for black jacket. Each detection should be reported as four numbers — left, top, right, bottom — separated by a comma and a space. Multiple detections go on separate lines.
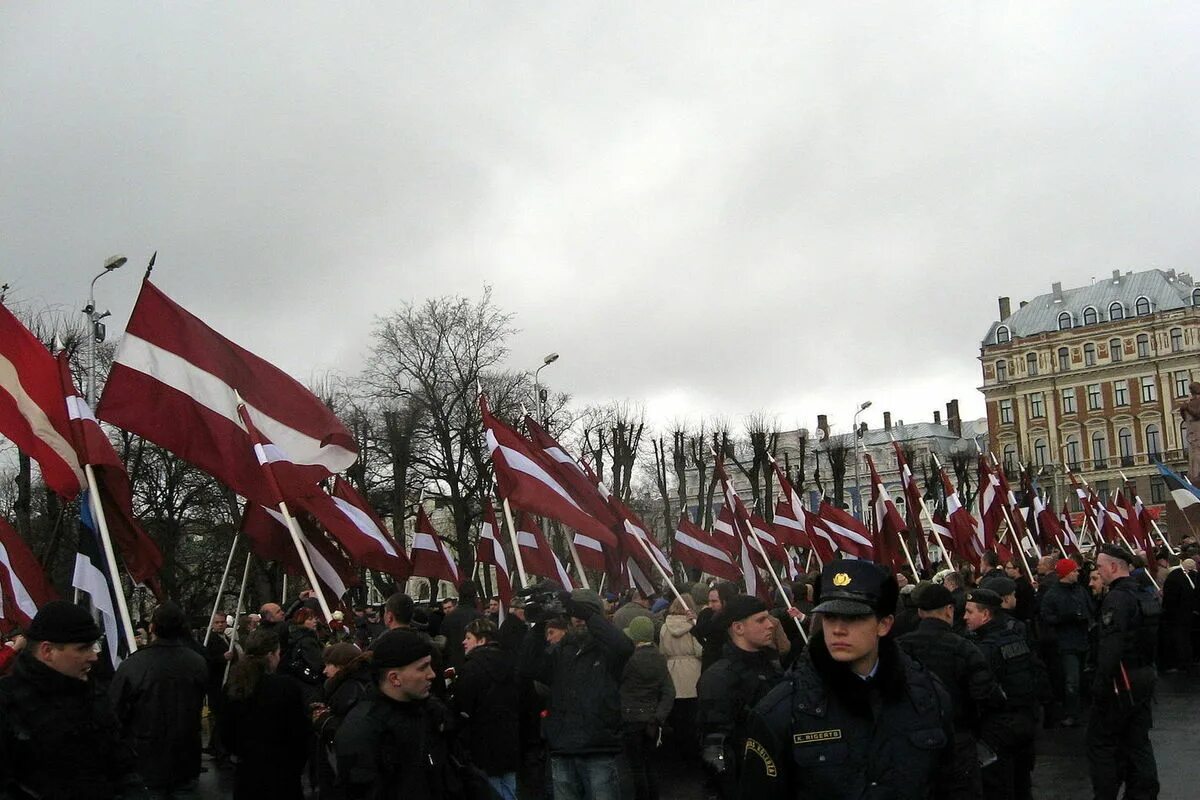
1094, 576, 1160, 703
694, 607, 728, 671
969, 617, 1039, 751
335, 691, 462, 800
221, 673, 310, 800
109, 637, 208, 790
739, 634, 954, 800
518, 612, 635, 755
1161, 567, 1198, 622
439, 606, 482, 672
0, 652, 140, 800
619, 643, 675, 725
897, 617, 1002, 732
317, 660, 374, 745
450, 642, 520, 775
1039, 580, 1093, 653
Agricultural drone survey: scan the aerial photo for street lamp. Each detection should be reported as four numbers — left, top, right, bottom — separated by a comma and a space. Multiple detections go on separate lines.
852, 400, 873, 519
83, 255, 127, 404
533, 352, 560, 427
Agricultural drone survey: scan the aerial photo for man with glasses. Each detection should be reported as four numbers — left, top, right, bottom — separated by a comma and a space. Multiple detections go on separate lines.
0, 600, 141, 797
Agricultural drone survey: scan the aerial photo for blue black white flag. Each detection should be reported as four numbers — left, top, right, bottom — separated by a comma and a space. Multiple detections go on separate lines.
73, 491, 129, 668
1154, 461, 1200, 510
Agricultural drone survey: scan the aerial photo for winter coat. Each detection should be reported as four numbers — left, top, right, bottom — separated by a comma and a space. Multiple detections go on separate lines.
439, 605, 482, 671
1039, 580, 1094, 653
0, 652, 141, 799
109, 636, 208, 790
221, 672, 310, 800
283, 624, 325, 705
450, 642, 520, 775
658, 614, 703, 699
335, 690, 463, 800
518, 611, 635, 755
317, 660, 374, 745
613, 603, 661, 642
693, 607, 729, 672
620, 643, 675, 725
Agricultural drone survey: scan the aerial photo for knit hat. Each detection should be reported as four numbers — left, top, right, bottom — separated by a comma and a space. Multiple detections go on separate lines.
1055, 558, 1079, 580
965, 588, 1003, 610
913, 583, 954, 611
28, 601, 103, 644
650, 598, 669, 615
721, 595, 768, 626
624, 616, 655, 644
979, 575, 1017, 598
568, 588, 604, 618
370, 629, 433, 669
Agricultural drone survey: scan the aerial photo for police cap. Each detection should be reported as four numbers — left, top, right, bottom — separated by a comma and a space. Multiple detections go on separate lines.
965, 588, 1003, 610
813, 560, 898, 617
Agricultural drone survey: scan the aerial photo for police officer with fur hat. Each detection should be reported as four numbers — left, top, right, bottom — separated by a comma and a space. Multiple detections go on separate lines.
740, 560, 954, 799
0, 600, 143, 798
695, 594, 785, 798
1088, 543, 1160, 800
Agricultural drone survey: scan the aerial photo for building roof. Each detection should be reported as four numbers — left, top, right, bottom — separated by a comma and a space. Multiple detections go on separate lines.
981, 268, 1197, 346
822, 418, 987, 449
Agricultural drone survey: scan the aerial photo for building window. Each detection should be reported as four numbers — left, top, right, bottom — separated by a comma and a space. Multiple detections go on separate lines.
1110, 302, 1125, 321
1109, 338, 1123, 362
1193, 287, 1200, 307
1096, 480, 1111, 504
1141, 376, 1158, 403
1171, 327, 1183, 352
1115, 380, 1129, 406
1058, 311, 1073, 331
1135, 296, 1152, 316
995, 360, 1008, 382
1087, 383, 1102, 410
1061, 387, 1076, 414
1119, 427, 1134, 466
1083, 306, 1098, 325
1003, 444, 1017, 473
996, 325, 1011, 344
1030, 393, 1045, 419
1065, 436, 1081, 470
1146, 424, 1161, 457
1034, 438, 1048, 466
1026, 352, 1039, 376
1176, 372, 1190, 398
1083, 343, 1096, 366
1057, 347, 1070, 372
1151, 476, 1167, 504
1092, 431, 1107, 468
1137, 334, 1150, 358
999, 399, 1013, 424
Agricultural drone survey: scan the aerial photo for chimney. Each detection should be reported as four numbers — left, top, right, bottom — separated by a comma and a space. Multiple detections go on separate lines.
816, 414, 829, 442
933, 410, 941, 425
946, 399, 962, 437
1051, 281, 1063, 303
896, 419, 904, 427
883, 411, 892, 431
998, 296, 1011, 320
1112, 269, 1121, 284
1019, 300, 1029, 309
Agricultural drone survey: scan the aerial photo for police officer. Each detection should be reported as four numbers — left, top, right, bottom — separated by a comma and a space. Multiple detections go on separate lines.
0, 600, 143, 798
964, 588, 1038, 800
695, 594, 784, 798
1088, 543, 1160, 800
898, 583, 1003, 799
740, 560, 953, 799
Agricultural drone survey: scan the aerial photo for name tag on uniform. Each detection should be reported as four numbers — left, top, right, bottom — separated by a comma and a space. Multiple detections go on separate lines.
793, 729, 842, 744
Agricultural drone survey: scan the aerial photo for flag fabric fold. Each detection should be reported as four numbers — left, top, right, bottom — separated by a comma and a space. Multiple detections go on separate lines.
672, 513, 741, 581
0, 517, 58, 630
516, 512, 574, 589
475, 499, 514, 609
292, 478, 411, 579
74, 502, 128, 668
865, 453, 906, 572
815, 500, 875, 560
410, 506, 461, 586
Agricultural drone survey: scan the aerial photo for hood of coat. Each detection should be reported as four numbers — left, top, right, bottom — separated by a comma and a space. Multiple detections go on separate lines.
662, 614, 695, 638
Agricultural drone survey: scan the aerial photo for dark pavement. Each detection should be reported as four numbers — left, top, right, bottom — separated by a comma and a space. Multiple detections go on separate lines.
198, 670, 1199, 798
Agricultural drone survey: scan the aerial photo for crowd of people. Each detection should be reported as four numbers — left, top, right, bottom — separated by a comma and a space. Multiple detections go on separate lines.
0, 535, 1193, 799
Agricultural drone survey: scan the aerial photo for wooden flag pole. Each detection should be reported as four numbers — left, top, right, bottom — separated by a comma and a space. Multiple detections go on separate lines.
500, 497, 530, 589
83, 464, 138, 654
922, 453, 959, 571
1072, 468, 1160, 591
745, 524, 808, 644
204, 532, 241, 647
565, 531, 591, 589
222, 550, 254, 686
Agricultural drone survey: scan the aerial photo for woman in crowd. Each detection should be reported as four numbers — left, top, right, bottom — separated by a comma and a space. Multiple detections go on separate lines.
284, 608, 325, 704
658, 594, 702, 764
222, 629, 309, 800
451, 617, 520, 800
311, 642, 372, 799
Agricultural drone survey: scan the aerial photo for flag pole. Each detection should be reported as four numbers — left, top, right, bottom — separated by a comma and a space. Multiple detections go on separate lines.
223, 550, 254, 686
203, 533, 241, 647
744, 523, 808, 644
971, 442, 1037, 581
1072, 467, 1160, 591
83, 464, 138, 654
1119, 469, 1181, 557
918, 452, 958, 571
499, 497, 530, 589
627, 526, 690, 611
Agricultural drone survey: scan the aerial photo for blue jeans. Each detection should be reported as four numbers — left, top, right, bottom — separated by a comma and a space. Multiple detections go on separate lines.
486, 772, 518, 800
550, 754, 621, 800
1060, 651, 1083, 718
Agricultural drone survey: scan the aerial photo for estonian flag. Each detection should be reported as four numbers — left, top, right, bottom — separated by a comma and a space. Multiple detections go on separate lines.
73, 491, 129, 668
1154, 461, 1200, 510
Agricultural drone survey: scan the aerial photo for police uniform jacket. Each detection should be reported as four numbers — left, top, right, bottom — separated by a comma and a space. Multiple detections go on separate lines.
695, 642, 784, 746
897, 617, 1001, 732
968, 617, 1039, 752
1093, 576, 1159, 704
739, 633, 953, 800
0, 651, 140, 799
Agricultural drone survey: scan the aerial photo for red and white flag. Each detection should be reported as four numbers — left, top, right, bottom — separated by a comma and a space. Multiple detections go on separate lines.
239, 504, 356, 601
865, 453, 907, 572
0, 305, 84, 498
96, 280, 357, 509
1059, 502, 1082, 553
974, 456, 1004, 555
56, 353, 163, 591
410, 506, 460, 586
475, 499, 513, 611
1115, 488, 1151, 552
1067, 470, 1104, 543
0, 517, 58, 629
516, 512, 574, 589
815, 500, 875, 559
939, 466, 982, 567
892, 442, 932, 570
714, 457, 770, 601
576, 458, 670, 584
673, 513, 741, 581
293, 478, 411, 579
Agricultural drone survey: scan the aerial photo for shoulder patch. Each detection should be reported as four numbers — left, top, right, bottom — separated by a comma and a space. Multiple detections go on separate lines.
745, 738, 778, 777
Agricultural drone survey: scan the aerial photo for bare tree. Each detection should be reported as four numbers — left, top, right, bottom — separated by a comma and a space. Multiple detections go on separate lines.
743, 412, 780, 517
670, 425, 689, 521
825, 436, 851, 508
950, 448, 977, 509
650, 436, 674, 535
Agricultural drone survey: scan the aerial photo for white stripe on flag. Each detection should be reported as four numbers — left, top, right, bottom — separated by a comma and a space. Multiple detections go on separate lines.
675, 530, 734, 563
0, 540, 39, 621
574, 533, 603, 552
486, 432, 583, 510
0, 354, 84, 484
330, 496, 399, 557
72, 553, 121, 668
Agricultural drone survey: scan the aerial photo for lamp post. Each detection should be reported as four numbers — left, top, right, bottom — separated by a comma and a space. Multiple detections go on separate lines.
852, 400, 872, 519
83, 255, 127, 404
533, 352, 559, 428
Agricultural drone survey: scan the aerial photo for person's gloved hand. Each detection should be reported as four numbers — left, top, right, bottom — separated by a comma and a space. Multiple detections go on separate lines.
562, 593, 593, 620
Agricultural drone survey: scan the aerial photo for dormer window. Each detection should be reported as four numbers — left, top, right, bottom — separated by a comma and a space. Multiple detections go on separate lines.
1082, 306, 1098, 325
1192, 287, 1200, 306
1057, 311, 1073, 331
1109, 301, 1125, 321
996, 325, 1011, 344
1135, 296, 1151, 316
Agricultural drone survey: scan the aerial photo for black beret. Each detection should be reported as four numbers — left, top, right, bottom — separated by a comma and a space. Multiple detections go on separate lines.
28, 601, 103, 644
913, 583, 955, 611
370, 629, 433, 669
722, 595, 768, 626
965, 588, 1003, 610
978, 575, 1017, 598
1100, 543, 1135, 566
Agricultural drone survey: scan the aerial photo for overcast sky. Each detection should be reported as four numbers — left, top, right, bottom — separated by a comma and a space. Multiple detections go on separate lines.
5, 3, 1200, 438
